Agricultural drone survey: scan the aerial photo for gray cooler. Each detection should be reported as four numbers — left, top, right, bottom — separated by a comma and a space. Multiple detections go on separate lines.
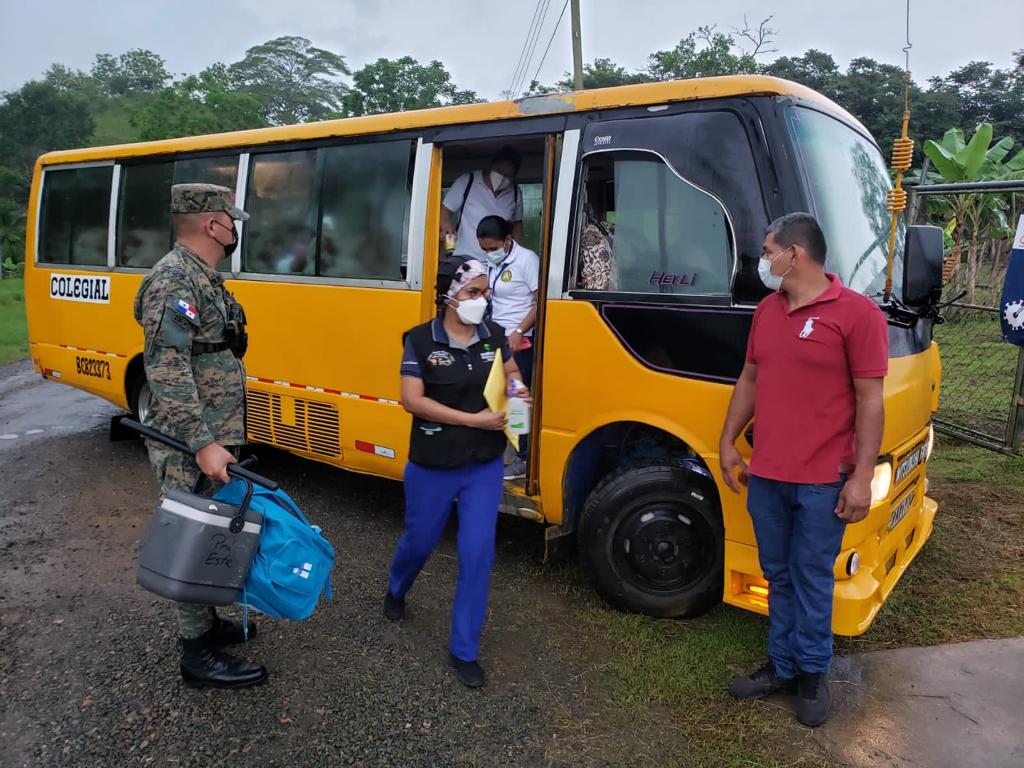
137, 487, 263, 605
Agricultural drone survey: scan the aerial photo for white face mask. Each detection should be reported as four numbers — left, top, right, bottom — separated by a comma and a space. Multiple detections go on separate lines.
453, 295, 488, 325
484, 247, 507, 266
490, 171, 509, 192
758, 246, 795, 292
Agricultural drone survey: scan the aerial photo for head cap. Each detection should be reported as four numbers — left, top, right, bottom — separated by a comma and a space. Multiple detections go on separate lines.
170, 183, 249, 221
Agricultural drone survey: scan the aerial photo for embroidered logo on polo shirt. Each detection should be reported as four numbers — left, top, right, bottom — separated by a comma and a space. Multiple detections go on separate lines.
500, 269, 513, 282
480, 350, 496, 362
799, 317, 820, 339
427, 350, 455, 367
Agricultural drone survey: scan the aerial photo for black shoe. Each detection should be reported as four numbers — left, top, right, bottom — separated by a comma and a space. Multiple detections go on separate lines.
448, 652, 486, 688
180, 636, 268, 689
206, 615, 257, 646
728, 661, 796, 700
796, 671, 831, 727
383, 591, 405, 622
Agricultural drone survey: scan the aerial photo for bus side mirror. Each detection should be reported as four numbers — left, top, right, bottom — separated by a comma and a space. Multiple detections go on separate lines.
902, 225, 944, 307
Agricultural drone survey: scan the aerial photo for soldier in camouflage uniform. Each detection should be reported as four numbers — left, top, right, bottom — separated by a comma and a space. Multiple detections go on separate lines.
134, 183, 267, 689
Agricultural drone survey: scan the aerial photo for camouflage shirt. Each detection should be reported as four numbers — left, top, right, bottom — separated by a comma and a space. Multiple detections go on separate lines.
133, 243, 245, 452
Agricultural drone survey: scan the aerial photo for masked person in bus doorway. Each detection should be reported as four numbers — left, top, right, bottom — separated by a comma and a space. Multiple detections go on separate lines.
440, 146, 524, 262
718, 212, 888, 727
476, 215, 540, 480
133, 184, 266, 690
383, 257, 531, 688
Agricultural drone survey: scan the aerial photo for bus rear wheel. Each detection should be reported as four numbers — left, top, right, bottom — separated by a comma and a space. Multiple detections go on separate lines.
129, 374, 153, 424
579, 461, 723, 618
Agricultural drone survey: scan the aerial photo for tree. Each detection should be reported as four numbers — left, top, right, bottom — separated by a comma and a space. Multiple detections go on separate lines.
555, 58, 650, 91
647, 23, 770, 81
132, 69, 267, 140
922, 124, 1024, 302
91, 49, 170, 95
227, 36, 350, 124
762, 49, 841, 97
0, 81, 94, 179
342, 57, 478, 116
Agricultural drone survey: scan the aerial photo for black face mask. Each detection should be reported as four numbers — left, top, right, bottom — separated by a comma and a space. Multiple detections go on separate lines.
212, 219, 238, 257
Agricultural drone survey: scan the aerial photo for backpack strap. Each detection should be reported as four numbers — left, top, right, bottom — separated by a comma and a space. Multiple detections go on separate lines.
460, 172, 474, 214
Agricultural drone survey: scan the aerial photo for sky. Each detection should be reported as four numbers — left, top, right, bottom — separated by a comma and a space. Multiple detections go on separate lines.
0, 0, 1020, 100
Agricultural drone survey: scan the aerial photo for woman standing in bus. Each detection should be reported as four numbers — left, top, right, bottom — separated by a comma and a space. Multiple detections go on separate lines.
384, 257, 531, 688
476, 215, 540, 480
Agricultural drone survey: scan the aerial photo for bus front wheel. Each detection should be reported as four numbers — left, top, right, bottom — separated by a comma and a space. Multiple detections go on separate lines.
579, 461, 723, 618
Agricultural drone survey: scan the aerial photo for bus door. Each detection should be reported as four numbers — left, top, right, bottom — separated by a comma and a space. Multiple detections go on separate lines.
432, 122, 566, 497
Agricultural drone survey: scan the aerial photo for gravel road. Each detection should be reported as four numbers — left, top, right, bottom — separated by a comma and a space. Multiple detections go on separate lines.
0, 361, 620, 768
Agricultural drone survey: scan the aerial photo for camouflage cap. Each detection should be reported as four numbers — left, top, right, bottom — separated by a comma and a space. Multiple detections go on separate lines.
170, 183, 249, 221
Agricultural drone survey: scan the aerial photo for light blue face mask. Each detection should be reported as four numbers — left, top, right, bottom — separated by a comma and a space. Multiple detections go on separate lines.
758, 245, 795, 291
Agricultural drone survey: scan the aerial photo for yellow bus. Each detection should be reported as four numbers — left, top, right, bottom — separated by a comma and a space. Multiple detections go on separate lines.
24, 75, 943, 634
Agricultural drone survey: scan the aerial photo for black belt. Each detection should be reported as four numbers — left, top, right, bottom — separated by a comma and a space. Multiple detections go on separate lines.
191, 340, 230, 355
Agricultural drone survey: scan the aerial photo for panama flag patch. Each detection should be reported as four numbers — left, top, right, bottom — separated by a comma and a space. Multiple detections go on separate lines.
176, 299, 198, 320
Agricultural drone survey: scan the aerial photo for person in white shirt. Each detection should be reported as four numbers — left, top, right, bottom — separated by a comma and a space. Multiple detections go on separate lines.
476, 215, 539, 479
441, 146, 524, 262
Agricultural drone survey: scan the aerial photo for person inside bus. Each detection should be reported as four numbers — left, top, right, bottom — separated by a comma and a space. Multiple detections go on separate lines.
440, 146, 524, 261
475, 215, 539, 480
578, 179, 616, 291
384, 257, 531, 688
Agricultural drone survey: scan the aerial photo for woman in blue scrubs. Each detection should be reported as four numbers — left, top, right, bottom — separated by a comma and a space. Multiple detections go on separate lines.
384, 257, 531, 687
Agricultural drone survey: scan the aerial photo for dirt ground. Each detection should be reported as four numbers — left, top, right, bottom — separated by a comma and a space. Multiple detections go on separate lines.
0, 361, 637, 768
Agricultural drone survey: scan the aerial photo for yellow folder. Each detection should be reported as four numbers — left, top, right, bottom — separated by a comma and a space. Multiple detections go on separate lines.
483, 349, 519, 451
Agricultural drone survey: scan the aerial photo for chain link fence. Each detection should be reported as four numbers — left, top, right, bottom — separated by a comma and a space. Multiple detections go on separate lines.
933, 302, 1024, 453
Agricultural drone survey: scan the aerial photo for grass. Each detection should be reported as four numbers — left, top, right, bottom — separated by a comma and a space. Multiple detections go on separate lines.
543, 438, 1024, 767
0, 277, 27, 365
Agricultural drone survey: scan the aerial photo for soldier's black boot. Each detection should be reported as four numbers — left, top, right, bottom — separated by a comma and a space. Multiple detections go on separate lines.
180, 635, 268, 689
205, 612, 257, 646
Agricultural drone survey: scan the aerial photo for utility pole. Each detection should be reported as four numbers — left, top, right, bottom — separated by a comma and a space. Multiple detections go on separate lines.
571, 0, 584, 90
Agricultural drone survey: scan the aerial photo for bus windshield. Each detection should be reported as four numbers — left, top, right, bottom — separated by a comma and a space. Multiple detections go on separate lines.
787, 106, 903, 300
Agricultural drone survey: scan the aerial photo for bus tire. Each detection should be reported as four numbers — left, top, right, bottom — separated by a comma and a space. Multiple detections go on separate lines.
128, 372, 153, 424
579, 460, 723, 618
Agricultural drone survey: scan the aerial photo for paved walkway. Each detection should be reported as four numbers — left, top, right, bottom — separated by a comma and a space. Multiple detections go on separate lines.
816, 638, 1024, 767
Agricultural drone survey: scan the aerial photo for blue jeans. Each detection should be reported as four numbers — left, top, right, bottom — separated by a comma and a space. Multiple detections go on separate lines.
747, 475, 847, 678
388, 457, 504, 661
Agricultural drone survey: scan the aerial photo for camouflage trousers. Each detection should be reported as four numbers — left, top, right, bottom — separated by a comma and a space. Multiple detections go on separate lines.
148, 442, 235, 640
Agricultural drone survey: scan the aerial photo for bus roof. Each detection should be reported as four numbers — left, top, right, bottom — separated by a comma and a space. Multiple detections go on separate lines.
37, 75, 868, 166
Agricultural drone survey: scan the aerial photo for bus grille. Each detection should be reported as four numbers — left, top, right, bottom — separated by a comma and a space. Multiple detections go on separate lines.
247, 390, 341, 458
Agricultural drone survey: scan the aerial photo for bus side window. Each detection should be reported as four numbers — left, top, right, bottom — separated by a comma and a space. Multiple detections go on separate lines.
319, 140, 412, 281
244, 150, 318, 276
117, 156, 239, 271
38, 166, 112, 267
574, 151, 733, 296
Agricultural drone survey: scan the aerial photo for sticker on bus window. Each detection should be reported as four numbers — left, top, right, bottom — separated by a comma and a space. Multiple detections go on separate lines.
49, 273, 110, 304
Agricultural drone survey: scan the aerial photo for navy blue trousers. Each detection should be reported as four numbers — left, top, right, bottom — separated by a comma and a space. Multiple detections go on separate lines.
747, 475, 847, 677
388, 456, 504, 661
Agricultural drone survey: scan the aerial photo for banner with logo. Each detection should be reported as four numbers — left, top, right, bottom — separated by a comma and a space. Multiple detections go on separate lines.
1000, 215, 1024, 347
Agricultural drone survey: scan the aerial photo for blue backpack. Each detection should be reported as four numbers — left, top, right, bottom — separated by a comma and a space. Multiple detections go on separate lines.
212, 480, 335, 627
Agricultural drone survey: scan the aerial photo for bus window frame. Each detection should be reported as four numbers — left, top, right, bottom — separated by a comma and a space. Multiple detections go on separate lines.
236, 135, 423, 291
35, 160, 117, 271
564, 146, 740, 305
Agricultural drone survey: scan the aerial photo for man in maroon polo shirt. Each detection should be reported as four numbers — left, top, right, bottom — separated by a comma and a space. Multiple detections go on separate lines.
719, 212, 888, 727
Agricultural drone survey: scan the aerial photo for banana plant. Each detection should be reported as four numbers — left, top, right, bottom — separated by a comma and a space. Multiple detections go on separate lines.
920, 124, 1024, 302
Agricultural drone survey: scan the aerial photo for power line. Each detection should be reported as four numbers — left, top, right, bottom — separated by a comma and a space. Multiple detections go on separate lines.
531, 0, 570, 89
505, 0, 547, 99
512, 0, 553, 98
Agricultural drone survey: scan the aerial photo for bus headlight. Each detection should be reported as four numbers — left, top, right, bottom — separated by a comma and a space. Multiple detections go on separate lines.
870, 461, 892, 505
926, 424, 935, 460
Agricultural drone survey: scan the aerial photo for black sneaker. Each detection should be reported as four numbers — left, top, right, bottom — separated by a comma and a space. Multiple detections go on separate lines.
383, 591, 405, 622
728, 661, 796, 700
796, 671, 832, 727
448, 652, 486, 688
